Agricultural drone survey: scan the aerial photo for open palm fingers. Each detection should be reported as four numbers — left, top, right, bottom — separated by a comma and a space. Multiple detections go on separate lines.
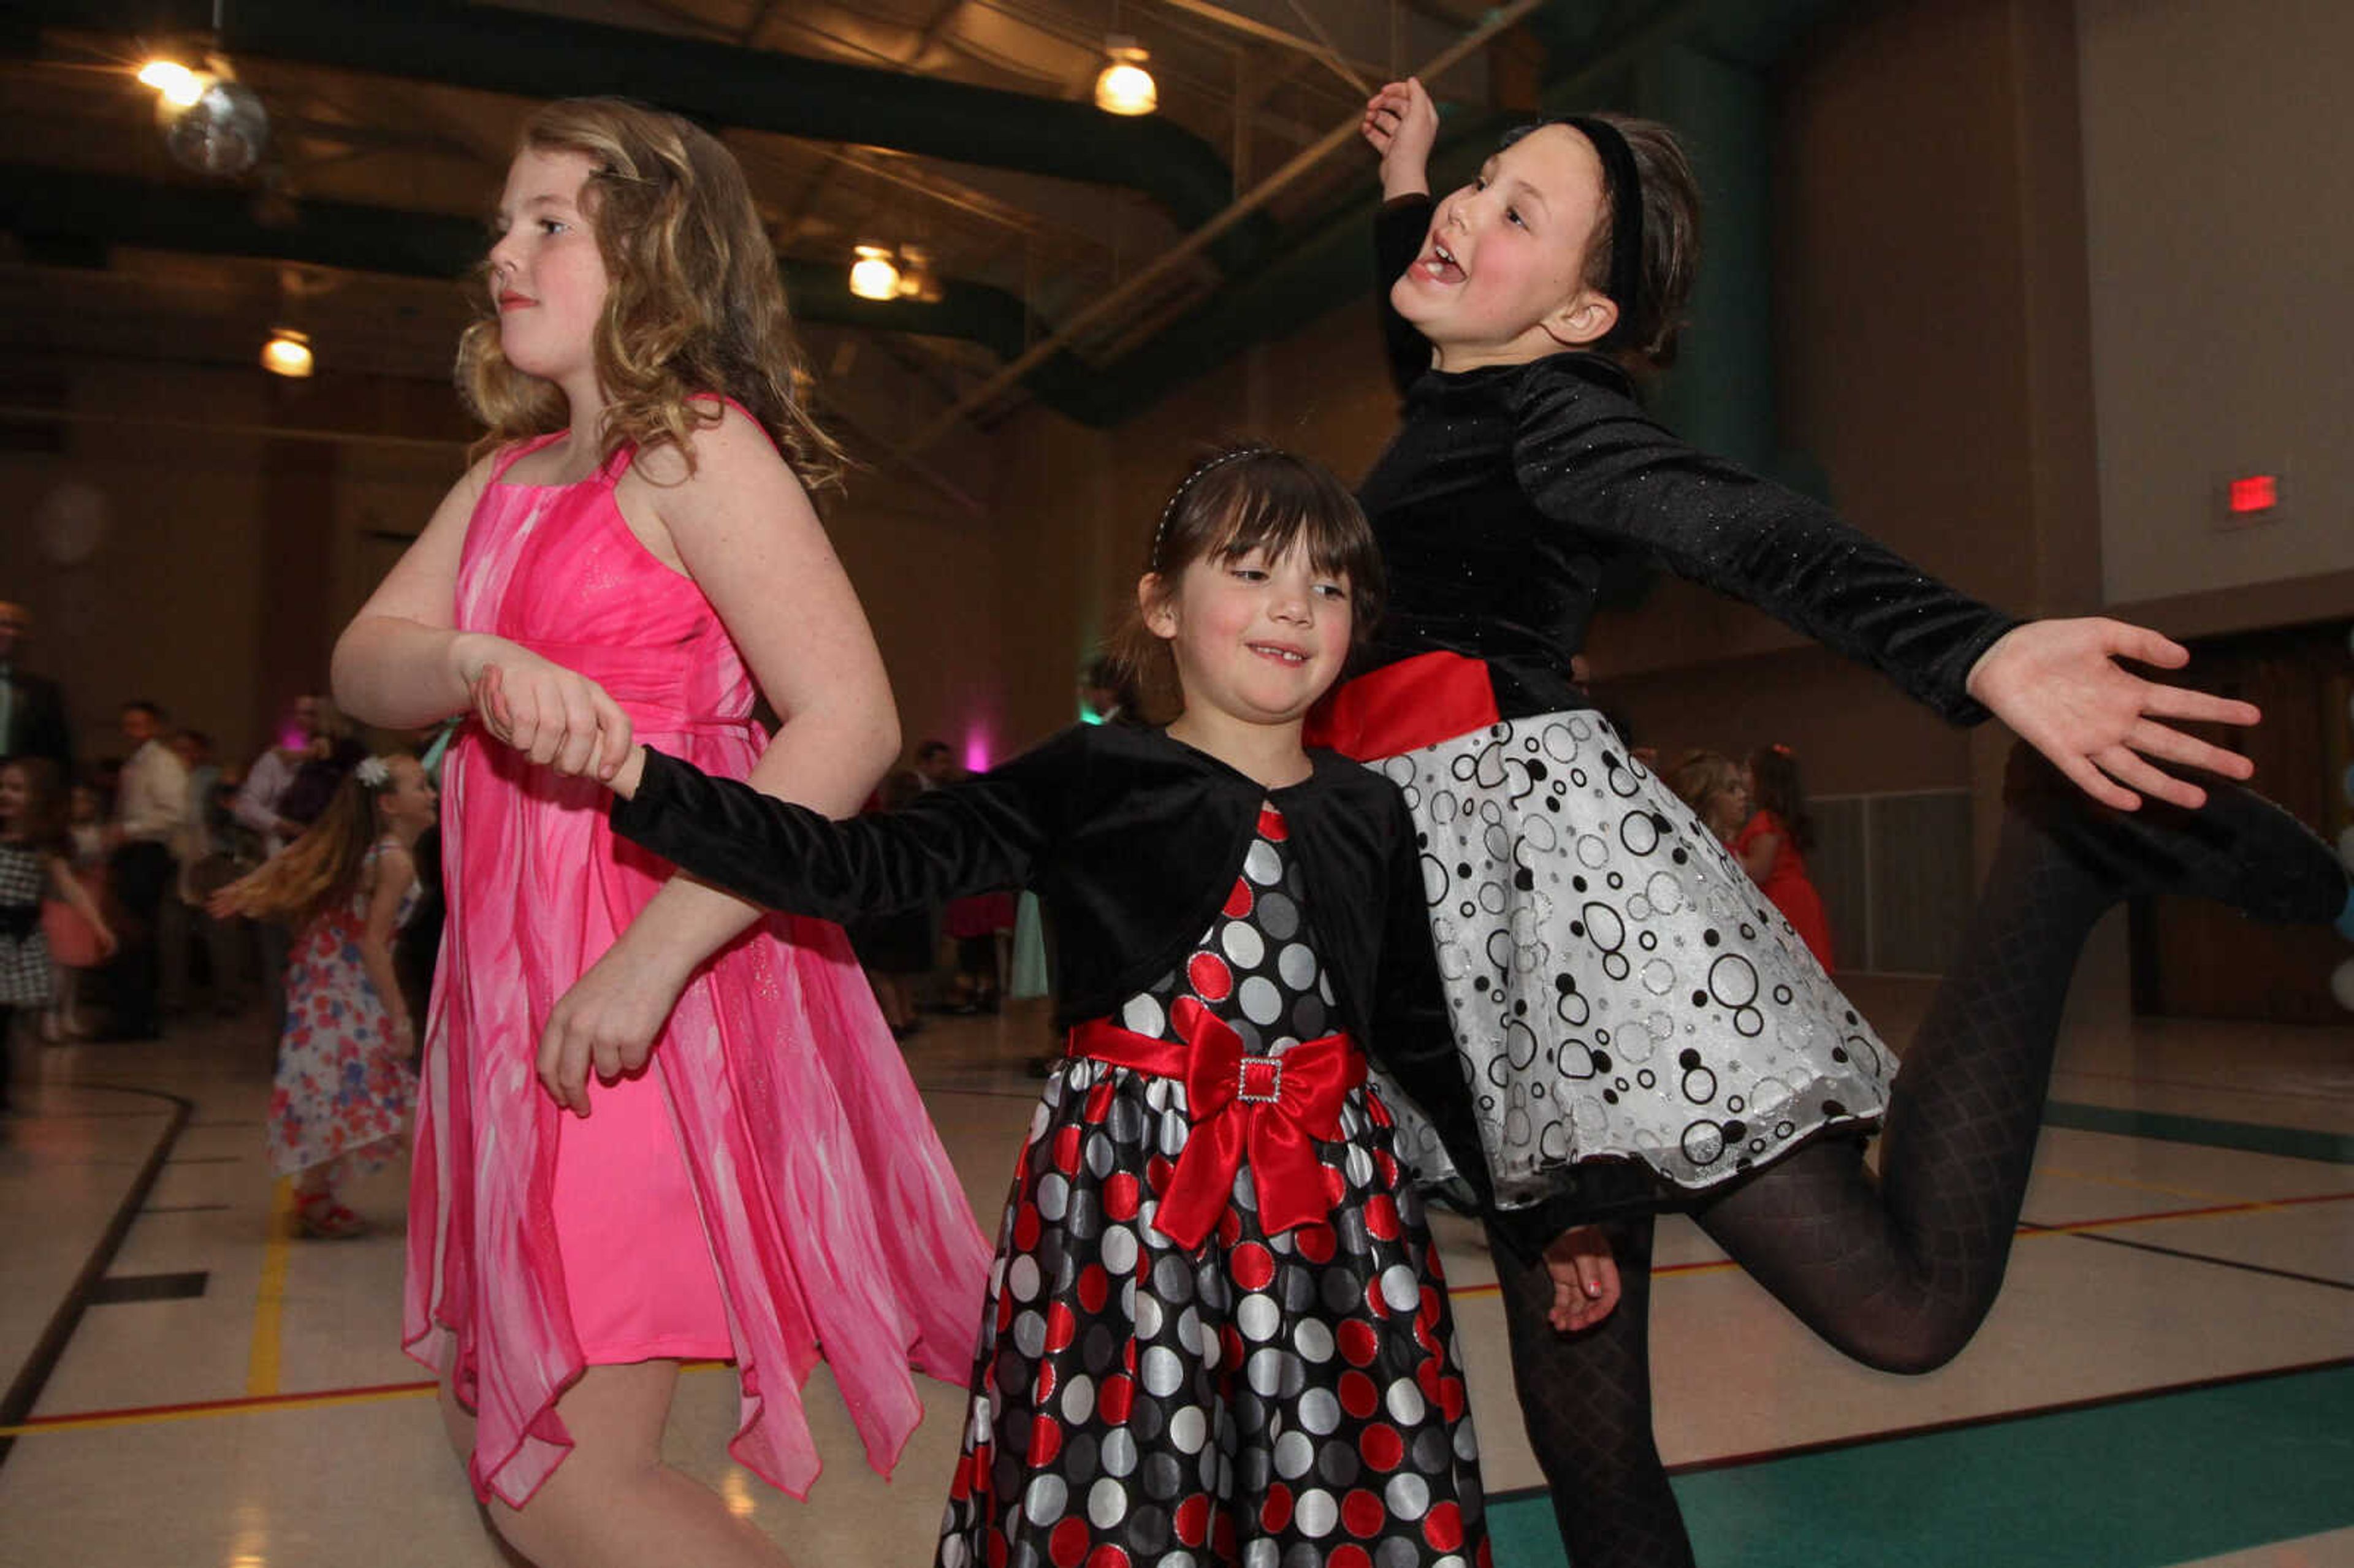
2122, 716, 2254, 783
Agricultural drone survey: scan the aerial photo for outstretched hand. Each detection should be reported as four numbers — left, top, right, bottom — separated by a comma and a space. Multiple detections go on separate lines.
469, 657, 633, 782
1965, 618, 2260, 811
1542, 1224, 1622, 1333
1361, 78, 1438, 197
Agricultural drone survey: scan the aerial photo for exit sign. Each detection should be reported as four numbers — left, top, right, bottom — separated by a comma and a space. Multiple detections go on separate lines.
2216, 469, 2286, 530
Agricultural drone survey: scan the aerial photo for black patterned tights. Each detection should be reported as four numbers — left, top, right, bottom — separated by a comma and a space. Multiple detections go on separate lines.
1486, 756, 2349, 1567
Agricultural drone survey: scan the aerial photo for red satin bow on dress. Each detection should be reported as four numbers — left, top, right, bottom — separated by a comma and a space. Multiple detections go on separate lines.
1068, 998, 1365, 1251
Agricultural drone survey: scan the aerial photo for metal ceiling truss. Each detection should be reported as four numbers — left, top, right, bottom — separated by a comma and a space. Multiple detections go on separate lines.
2, 0, 1848, 436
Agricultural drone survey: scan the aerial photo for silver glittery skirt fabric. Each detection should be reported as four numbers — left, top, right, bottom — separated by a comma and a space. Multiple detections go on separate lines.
1365, 710, 1893, 1207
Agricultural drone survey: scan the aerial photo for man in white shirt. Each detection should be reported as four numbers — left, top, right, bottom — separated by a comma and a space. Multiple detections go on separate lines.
102, 700, 188, 1040
232, 694, 324, 860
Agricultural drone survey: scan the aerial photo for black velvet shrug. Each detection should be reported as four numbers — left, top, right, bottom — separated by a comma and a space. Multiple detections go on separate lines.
613, 722, 1560, 1257
1360, 194, 2019, 723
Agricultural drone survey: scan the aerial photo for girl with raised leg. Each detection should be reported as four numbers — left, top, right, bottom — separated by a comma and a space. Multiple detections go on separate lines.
1346, 77, 2353, 1567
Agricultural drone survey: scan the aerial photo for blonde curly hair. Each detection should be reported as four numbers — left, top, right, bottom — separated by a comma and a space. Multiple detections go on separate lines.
458, 97, 845, 492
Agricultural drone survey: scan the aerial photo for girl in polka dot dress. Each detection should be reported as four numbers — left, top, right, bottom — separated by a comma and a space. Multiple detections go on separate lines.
486, 447, 1619, 1568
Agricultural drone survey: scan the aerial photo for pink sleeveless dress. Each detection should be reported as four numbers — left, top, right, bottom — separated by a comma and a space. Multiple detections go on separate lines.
403, 428, 991, 1509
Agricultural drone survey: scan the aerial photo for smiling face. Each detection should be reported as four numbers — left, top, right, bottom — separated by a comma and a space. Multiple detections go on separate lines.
1143, 541, 1352, 732
486, 147, 610, 394
1392, 123, 1619, 371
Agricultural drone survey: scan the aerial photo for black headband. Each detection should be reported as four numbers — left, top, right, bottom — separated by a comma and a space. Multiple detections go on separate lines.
1561, 115, 1645, 348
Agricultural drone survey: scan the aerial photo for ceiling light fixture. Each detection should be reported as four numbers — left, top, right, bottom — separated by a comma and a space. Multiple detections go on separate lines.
849, 244, 902, 302
1094, 38, 1157, 116
137, 59, 207, 109
260, 327, 313, 378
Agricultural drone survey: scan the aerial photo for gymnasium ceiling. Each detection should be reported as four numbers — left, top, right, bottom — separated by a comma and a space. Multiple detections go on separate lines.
0, 0, 1838, 473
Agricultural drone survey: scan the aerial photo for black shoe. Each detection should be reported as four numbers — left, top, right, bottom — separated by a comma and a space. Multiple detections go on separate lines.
2004, 743, 2350, 927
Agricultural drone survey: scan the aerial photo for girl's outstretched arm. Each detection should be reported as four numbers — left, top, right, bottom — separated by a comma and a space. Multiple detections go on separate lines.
1510, 374, 2255, 809
1362, 77, 1437, 200
531, 405, 902, 1113
1964, 620, 2256, 811
536, 732, 1072, 1114
1365, 81, 1441, 395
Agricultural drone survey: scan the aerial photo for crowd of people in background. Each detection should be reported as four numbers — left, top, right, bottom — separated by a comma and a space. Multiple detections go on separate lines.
0, 585, 1023, 1229
0, 595, 454, 1238
0, 601, 381, 1056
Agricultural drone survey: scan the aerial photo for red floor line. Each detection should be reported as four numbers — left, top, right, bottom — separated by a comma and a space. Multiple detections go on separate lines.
9, 1360, 740, 1434
13, 1192, 2350, 1430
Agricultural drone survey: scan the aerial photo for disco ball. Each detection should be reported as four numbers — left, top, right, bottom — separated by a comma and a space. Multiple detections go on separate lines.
161, 78, 269, 178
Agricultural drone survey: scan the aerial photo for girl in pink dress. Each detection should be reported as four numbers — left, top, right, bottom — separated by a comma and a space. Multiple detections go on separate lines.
332, 99, 989, 1567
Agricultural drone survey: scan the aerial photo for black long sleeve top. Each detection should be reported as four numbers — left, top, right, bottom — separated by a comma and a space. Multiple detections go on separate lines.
1360, 194, 2019, 724
612, 722, 1563, 1257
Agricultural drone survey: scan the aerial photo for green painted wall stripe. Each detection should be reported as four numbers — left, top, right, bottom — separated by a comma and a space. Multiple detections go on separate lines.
1487, 1364, 2354, 1567
2043, 1101, 2354, 1165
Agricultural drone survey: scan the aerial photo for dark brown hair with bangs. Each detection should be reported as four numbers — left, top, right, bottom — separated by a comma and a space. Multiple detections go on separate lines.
1111, 445, 1384, 724
458, 98, 846, 492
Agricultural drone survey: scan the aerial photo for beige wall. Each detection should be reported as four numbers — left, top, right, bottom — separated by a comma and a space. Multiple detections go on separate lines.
0, 356, 1010, 776
3, 365, 272, 767
18, 0, 2346, 825
2077, 0, 2354, 613
975, 0, 2117, 812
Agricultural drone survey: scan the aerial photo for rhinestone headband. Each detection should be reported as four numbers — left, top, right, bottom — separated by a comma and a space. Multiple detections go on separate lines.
1150, 446, 1270, 571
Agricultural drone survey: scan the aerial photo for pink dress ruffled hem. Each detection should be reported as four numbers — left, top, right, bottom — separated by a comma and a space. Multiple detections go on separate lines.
403, 424, 991, 1509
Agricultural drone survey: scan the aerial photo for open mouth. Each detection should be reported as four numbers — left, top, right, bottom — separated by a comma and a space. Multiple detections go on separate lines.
1417, 238, 1465, 284
1249, 642, 1309, 665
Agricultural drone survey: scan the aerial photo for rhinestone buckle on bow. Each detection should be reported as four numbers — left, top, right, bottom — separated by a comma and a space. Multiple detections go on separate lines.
1236, 1054, 1284, 1105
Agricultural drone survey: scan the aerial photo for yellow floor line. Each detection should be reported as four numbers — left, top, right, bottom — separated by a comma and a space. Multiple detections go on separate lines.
1, 1384, 436, 1437
245, 1179, 294, 1397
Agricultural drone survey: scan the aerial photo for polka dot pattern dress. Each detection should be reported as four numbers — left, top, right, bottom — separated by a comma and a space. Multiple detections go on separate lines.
1369, 711, 1894, 1207
936, 805, 1491, 1568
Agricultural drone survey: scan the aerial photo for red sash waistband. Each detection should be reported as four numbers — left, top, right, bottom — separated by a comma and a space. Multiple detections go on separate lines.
1068, 1003, 1364, 1250
1303, 650, 1499, 761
